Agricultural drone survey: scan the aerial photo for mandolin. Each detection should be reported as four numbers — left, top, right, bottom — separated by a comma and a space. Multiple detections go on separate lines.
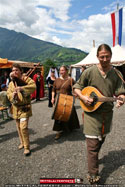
80, 86, 124, 112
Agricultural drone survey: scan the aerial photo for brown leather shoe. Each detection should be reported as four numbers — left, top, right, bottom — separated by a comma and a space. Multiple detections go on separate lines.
24, 149, 31, 156
87, 174, 100, 185
55, 132, 62, 140
18, 144, 24, 150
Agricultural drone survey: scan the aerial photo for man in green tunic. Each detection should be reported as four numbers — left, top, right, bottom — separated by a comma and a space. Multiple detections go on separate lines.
7, 64, 36, 156
73, 44, 125, 185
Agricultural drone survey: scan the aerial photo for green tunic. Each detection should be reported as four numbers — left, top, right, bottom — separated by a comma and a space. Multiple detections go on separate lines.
73, 65, 125, 136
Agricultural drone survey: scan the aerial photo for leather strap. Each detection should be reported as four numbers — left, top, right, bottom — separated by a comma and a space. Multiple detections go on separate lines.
114, 68, 125, 84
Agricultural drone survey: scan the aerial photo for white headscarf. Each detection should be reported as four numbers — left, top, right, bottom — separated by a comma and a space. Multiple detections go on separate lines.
46, 68, 58, 80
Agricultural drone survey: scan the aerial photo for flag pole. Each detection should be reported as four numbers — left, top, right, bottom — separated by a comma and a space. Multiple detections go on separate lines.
93, 40, 95, 47
117, 3, 119, 11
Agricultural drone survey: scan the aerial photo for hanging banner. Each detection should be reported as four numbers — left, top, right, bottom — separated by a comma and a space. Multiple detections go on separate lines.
118, 8, 123, 46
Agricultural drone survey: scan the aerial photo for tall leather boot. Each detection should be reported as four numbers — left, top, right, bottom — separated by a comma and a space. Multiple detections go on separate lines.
16, 119, 24, 149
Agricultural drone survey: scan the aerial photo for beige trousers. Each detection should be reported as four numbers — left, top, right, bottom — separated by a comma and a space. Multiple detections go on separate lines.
16, 118, 30, 149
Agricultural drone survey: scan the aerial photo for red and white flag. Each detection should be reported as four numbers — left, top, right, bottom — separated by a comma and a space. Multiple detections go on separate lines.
111, 8, 123, 46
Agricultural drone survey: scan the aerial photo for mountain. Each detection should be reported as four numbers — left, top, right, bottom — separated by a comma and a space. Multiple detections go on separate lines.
0, 27, 87, 65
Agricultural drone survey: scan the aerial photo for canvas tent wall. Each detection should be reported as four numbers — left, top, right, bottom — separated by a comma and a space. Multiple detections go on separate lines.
111, 45, 125, 65
70, 45, 125, 80
111, 45, 125, 80
0, 58, 42, 69
8, 60, 44, 76
70, 47, 98, 80
71, 47, 98, 68
0, 58, 13, 68
0, 58, 43, 78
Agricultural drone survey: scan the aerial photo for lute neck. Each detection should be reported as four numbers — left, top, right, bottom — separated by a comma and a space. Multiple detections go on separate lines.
98, 97, 123, 102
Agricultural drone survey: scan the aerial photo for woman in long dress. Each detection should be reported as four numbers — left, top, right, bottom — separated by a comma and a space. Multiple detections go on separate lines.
51, 65, 80, 140
46, 69, 56, 107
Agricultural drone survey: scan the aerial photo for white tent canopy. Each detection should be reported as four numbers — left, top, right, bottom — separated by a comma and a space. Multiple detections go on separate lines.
71, 47, 98, 67
71, 44, 125, 67
111, 45, 125, 65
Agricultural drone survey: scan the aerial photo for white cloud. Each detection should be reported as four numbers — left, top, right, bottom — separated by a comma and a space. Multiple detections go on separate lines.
36, 0, 71, 21
0, 0, 71, 35
0, 0, 124, 52
52, 36, 62, 45
0, 0, 38, 26
60, 14, 112, 52
60, 9, 125, 52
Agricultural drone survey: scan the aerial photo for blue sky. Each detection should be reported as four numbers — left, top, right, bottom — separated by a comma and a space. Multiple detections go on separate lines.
69, 0, 123, 19
69, 0, 107, 19
0, 0, 125, 52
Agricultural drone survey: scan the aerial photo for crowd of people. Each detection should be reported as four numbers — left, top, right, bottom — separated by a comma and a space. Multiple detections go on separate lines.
0, 43, 125, 185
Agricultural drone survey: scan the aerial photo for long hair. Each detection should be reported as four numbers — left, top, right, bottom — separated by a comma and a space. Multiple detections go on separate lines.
97, 44, 112, 57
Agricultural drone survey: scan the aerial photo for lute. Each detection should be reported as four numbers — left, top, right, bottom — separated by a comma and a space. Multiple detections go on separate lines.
80, 86, 124, 112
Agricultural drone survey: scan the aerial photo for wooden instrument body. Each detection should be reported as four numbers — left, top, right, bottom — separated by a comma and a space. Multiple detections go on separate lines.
80, 86, 103, 112
52, 93, 74, 122
80, 86, 124, 112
